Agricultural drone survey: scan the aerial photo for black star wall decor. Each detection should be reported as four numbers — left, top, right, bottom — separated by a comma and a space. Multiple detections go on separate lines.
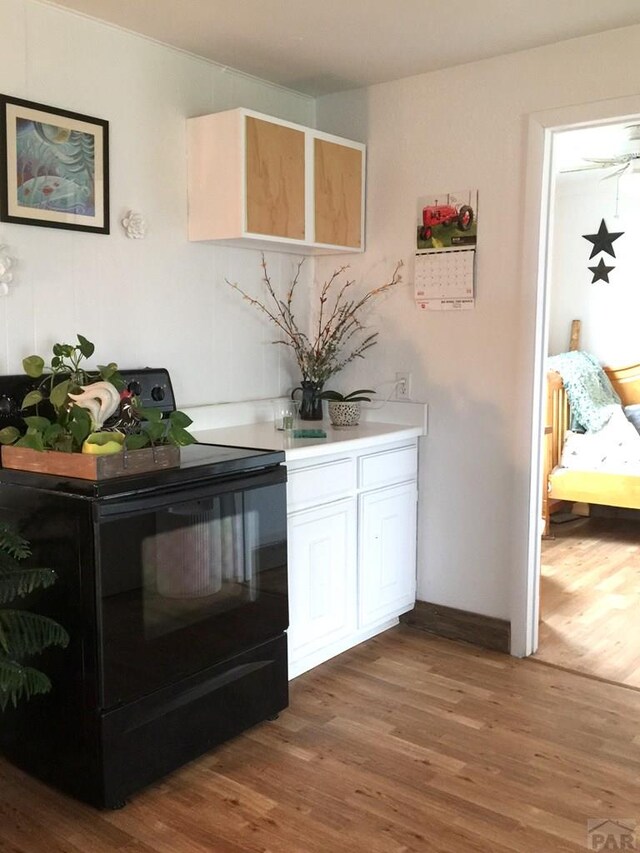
588, 257, 615, 283
582, 219, 624, 259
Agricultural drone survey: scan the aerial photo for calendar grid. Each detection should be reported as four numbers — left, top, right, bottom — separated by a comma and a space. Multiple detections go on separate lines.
414, 248, 475, 311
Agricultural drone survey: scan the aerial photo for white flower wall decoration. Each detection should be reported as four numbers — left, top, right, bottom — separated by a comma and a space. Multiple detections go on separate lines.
0, 245, 15, 296
121, 210, 147, 239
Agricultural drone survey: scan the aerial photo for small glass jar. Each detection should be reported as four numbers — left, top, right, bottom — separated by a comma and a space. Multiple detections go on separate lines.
272, 400, 299, 431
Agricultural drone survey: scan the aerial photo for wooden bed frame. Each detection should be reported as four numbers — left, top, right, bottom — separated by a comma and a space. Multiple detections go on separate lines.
542, 361, 640, 534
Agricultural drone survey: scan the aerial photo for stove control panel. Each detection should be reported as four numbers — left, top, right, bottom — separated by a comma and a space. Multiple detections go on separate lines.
120, 368, 176, 416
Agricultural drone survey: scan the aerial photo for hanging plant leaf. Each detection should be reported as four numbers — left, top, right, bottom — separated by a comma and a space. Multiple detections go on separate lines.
142, 421, 165, 443
15, 432, 45, 452
23, 416, 51, 433
136, 407, 162, 423
22, 356, 44, 379
0, 427, 20, 446
21, 389, 43, 409
76, 334, 95, 359
67, 406, 92, 449
124, 433, 150, 450
49, 378, 71, 412
169, 410, 193, 428
168, 426, 197, 446
43, 423, 65, 447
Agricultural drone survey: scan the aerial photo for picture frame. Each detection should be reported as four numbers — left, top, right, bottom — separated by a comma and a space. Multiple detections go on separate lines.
0, 94, 109, 234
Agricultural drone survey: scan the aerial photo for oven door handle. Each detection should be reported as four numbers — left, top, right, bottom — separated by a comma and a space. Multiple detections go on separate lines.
94, 466, 286, 520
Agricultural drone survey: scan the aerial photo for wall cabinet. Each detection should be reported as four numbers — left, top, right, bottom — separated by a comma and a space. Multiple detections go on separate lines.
287, 440, 418, 679
187, 108, 365, 254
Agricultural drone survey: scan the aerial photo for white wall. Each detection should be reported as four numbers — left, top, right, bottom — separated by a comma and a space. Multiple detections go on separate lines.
549, 169, 640, 363
0, 0, 314, 406
315, 25, 640, 624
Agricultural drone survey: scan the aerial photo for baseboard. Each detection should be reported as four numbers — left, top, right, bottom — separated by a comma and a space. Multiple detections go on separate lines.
400, 600, 511, 653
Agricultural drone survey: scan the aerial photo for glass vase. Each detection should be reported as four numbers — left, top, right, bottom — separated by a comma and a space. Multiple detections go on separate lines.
291, 381, 324, 421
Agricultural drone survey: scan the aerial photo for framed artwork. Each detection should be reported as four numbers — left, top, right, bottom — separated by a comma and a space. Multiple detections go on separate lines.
0, 94, 109, 234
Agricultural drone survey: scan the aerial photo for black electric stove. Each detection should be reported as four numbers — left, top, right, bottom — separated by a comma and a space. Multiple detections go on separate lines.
0, 368, 289, 809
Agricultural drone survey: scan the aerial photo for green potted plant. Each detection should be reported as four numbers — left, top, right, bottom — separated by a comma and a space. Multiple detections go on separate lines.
0, 522, 69, 710
0, 334, 196, 479
227, 255, 402, 420
318, 389, 375, 427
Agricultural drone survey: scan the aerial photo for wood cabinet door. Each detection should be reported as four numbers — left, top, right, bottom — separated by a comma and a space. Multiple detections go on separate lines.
314, 139, 363, 248
287, 499, 356, 664
245, 117, 305, 240
359, 482, 417, 628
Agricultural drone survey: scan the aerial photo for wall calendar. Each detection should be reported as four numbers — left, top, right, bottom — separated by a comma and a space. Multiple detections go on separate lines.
414, 249, 475, 311
414, 188, 478, 311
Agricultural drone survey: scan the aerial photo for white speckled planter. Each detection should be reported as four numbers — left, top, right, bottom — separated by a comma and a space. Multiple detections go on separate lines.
328, 400, 361, 427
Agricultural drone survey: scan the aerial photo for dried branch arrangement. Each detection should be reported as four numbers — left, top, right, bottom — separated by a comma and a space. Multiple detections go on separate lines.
227, 256, 403, 385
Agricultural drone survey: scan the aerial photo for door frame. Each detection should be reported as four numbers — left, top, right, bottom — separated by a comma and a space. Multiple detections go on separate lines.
512, 93, 640, 658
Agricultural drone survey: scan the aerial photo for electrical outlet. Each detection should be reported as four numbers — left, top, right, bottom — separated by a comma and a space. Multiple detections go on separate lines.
395, 371, 412, 400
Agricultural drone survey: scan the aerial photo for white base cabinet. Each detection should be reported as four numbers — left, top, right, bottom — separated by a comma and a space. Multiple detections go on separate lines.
287, 439, 418, 679
358, 481, 418, 628
287, 499, 357, 670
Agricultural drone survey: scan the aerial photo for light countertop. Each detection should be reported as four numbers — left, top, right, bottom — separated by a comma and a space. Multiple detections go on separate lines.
193, 421, 423, 462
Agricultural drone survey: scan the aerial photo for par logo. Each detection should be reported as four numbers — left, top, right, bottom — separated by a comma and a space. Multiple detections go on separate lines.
587, 819, 636, 851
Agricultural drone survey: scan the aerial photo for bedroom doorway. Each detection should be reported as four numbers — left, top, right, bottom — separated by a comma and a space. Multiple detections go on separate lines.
524, 105, 640, 682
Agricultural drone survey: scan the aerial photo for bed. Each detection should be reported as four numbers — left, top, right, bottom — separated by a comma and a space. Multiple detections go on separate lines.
542, 360, 640, 535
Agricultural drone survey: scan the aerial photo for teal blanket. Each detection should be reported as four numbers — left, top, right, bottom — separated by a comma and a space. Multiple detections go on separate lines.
547, 351, 621, 432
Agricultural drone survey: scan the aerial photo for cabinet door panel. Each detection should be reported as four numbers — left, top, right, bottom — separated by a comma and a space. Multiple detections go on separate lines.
245, 117, 305, 240
314, 139, 362, 248
359, 483, 417, 628
287, 499, 356, 661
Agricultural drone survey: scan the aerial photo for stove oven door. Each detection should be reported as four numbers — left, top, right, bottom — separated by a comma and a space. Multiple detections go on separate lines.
95, 465, 287, 709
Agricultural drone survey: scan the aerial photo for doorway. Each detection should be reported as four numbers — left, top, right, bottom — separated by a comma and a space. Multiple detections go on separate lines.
514, 94, 640, 661
533, 119, 640, 682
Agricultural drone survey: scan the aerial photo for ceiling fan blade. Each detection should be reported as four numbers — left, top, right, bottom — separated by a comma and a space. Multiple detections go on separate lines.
583, 154, 631, 166
601, 161, 632, 180
560, 163, 610, 174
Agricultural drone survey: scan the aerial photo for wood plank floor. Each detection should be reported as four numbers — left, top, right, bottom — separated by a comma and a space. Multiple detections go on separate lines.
2, 625, 640, 852
536, 516, 640, 686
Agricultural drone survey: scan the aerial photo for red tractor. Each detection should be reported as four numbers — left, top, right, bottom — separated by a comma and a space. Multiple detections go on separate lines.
419, 202, 474, 241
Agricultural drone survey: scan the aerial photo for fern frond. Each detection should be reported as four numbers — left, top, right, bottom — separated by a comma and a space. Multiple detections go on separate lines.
0, 523, 30, 560
0, 610, 69, 658
0, 657, 51, 710
0, 567, 58, 604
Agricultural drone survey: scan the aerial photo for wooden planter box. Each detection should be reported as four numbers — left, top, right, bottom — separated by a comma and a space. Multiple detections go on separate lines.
1, 444, 180, 481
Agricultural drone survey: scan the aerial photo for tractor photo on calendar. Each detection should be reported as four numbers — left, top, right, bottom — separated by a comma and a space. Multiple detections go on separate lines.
416, 190, 478, 250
